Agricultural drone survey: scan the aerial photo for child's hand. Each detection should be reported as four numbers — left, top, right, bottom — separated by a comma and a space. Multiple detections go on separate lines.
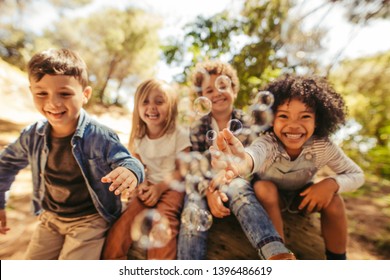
102, 166, 138, 196
206, 189, 230, 218
0, 209, 10, 234
209, 129, 248, 191
298, 178, 340, 213
137, 182, 163, 207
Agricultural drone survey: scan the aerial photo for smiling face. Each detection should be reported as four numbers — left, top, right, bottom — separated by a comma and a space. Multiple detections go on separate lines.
201, 74, 236, 115
138, 89, 169, 137
30, 74, 91, 137
272, 98, 316, 159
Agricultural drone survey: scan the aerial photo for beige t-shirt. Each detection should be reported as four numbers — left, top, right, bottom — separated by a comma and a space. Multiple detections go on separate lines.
134, 126, 191, 184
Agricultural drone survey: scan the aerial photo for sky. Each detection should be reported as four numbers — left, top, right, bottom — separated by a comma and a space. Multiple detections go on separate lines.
18, 0, 390, 92
124, 0, 390, 81
25, 0, 390, 81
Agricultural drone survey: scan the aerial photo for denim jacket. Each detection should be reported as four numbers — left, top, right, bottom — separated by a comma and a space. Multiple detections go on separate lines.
0, 109, 144, 224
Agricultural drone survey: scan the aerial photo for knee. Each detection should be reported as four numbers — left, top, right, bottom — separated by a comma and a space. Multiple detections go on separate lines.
226, 178, 252, 199
322, 194, 345, 216
253, 181, 278, 205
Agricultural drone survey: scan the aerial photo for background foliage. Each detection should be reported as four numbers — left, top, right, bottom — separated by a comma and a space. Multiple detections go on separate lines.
0, 0, 389, 180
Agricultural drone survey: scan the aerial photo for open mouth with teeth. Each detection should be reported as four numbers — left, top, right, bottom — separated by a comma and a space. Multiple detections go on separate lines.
47, 111, 66, 118
146, 113, 159, 120
283, 133, 305, 140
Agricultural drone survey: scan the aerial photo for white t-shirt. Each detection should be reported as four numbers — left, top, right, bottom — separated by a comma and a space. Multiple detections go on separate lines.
134, 126, 191, 184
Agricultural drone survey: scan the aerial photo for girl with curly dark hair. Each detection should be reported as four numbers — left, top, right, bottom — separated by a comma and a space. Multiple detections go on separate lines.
211, 74, 365, 260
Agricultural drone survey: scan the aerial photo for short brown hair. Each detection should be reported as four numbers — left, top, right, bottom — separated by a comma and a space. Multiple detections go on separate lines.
27, 48, 89, 89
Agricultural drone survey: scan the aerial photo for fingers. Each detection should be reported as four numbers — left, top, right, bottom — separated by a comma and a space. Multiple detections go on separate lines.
211, 201, 230, 218
216, 132, 229, 153
222, 129, 244, 156
207, 190, 231, 218
102, 167, 138, 195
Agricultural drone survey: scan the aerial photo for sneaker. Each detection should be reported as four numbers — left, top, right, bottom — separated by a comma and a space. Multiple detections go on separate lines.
267, 252, 297, 260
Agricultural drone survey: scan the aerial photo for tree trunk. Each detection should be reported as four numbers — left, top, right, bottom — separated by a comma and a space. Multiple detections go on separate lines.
127, 212, 325, 260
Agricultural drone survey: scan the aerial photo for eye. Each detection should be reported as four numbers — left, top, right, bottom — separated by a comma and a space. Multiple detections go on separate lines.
204, 89, 213, 95
60, 92, 72, 97
277, 114, 288, 119
142, 99, 149, 105
302, 114, 314, 119
156, 100, 164, 105
35, 91, 47, 97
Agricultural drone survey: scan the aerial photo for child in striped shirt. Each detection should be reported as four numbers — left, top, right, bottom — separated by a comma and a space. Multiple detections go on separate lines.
211, 74, 364, 260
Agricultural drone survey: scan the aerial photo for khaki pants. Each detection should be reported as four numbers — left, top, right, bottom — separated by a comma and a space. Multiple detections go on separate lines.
25, 211, 109, 260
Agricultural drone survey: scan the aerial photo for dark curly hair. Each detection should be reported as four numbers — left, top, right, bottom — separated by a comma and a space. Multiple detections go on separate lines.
264, 74, 347, 138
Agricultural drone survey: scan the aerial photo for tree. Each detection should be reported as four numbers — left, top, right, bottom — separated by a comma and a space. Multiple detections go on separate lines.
330, 52, 390, 178
0, 0, 92, 67
327, 0, 390, 23
162, 0, 325, 108
38, 8, 161, 105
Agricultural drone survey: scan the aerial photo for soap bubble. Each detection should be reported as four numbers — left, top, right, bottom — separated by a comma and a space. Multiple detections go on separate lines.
181, 203, 213, 232
254, 91, 274, 111
192, 67, 210, 94
215, 75, 232, 93
206, 130, 217, 143
193, 96, 212, 116
227, 119, 243, 135
131, 209, 172, 249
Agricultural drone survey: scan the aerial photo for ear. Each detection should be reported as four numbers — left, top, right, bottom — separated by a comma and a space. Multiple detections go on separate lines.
82, 86, 92, 104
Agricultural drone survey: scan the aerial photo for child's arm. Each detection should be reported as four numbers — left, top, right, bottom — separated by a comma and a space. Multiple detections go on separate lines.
101, 166, 139, 196
323, 142, 365, 193
0, 209, 10, 234
209, 129, 254, 191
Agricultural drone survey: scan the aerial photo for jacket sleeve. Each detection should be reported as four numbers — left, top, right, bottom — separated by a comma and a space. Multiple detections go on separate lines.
104, 131, 145, 184
0, 133, 30, 208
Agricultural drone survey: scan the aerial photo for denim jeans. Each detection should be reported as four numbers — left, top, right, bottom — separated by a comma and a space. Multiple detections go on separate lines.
177, 178, 287, 259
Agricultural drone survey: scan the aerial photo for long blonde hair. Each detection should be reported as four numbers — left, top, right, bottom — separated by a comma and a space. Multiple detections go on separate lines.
128, 79, 178, 152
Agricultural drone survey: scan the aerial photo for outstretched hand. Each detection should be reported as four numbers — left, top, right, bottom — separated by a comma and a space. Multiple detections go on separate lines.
209, 129, 250, 191
102, 166, 138, 196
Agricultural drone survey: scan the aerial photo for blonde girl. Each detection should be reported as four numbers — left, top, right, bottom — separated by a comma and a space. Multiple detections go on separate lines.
102, 79, 191, 260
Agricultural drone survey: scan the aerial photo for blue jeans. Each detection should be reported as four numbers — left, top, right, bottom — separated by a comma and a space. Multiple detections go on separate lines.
177, 178, 286, 259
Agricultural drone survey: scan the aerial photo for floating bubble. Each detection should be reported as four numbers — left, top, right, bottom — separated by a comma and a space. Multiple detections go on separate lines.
249, 106, 274, 132
255, 91, 274, 111
197, 208, 213, 231
215, 75, 232, 93
206, 130, 217, 143
181, 203, 213, 232
227, 119, 243, 135
192, 67, 211, 94
131, 209, 172, 249
193, 96, 212, 116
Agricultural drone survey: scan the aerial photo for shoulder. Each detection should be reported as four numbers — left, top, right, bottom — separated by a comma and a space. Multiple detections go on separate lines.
309, 136, 337, 152
175, 125, 190, 138
190, 114, 210, 131
78, 112, 120, 142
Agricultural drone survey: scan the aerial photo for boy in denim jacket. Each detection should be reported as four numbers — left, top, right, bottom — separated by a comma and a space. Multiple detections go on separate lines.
0, 48, 144, 259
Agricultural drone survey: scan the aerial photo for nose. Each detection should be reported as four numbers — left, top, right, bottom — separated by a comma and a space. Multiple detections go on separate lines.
287, 119, 301, 129
47, 95, 62, 108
